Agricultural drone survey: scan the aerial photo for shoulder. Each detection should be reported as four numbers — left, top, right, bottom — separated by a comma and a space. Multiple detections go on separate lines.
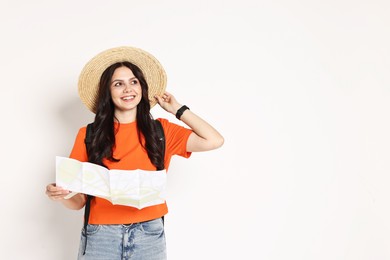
69, 125, 90, 161
155, 118, 181, 131
156, 118, 169, 128
156, 118, 193, 138
77, 125, 88, 135
73, 124, 90, 141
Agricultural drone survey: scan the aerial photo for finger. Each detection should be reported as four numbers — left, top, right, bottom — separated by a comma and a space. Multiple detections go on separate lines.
46, 184, 69, 195
46, 184, 65, 192
164, 92, 177, 103
163, 96, 170, 102
49, 189, 70, 195
49, 194, 69, 201
154, 95, 165, 104
46, 183, 56, 191
46, 189, 70, 200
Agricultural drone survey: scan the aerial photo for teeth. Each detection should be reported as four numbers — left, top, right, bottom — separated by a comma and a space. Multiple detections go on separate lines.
123, 96, 135, 100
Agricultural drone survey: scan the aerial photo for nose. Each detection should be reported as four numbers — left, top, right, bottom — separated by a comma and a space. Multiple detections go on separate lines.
123, 84, 132, 93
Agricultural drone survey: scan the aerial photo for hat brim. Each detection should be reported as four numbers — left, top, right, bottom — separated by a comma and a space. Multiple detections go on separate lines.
78, 46, 167, 113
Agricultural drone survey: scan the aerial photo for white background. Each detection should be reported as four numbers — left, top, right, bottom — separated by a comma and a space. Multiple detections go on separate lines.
1, 0, 389, 259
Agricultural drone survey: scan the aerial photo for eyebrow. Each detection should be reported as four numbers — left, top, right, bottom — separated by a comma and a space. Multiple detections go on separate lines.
111, 77, 137, 83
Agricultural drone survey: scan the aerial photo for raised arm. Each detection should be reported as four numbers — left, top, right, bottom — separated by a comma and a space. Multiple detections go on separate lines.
155, 92, 224, 152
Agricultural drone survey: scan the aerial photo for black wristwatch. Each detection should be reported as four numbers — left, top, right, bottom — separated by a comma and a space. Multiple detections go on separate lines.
175, 105, 190, 120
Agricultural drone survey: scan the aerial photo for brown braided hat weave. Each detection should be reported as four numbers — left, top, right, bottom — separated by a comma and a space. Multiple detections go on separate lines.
78, 46, 167, 113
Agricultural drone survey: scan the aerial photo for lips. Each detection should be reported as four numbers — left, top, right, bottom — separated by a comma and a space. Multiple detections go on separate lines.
121, 95, 136, 101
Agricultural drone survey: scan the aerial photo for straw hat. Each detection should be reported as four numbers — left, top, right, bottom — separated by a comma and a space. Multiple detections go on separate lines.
78, 46, 167, 113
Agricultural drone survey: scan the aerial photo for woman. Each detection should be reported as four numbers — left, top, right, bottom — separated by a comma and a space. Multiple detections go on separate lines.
45, 46, 224, 259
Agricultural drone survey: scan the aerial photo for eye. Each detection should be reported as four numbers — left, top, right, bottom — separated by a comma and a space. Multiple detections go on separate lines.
131, 79, 139, 85
113, 82, 123, 87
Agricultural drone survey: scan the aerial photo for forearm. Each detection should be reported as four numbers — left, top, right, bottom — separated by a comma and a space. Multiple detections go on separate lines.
179, 108, 224, 152
155, 92, 224, 152
61, 193, 87, 210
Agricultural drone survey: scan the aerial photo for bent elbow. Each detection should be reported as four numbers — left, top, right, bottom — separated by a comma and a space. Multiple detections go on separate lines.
188, 134, 224, 152
212, 136, 224, 149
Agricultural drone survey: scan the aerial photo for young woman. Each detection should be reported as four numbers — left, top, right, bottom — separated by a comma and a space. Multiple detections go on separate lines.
45, 46, 224, 259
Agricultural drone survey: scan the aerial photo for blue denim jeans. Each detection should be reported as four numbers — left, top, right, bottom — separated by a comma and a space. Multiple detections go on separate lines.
77, 218, 166, 260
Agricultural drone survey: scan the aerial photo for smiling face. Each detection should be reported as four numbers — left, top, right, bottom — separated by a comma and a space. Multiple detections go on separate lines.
110, 66, 142, 122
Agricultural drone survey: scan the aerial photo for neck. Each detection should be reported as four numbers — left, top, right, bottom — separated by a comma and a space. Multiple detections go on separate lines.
114, 109, 137, 123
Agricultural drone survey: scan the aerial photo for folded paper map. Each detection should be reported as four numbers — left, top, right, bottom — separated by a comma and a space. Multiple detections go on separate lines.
56, 156, 167, 209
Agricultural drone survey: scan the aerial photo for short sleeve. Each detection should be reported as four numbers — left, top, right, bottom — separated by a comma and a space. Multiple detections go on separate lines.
158, 118, 192, 168
69, 127, 88, 162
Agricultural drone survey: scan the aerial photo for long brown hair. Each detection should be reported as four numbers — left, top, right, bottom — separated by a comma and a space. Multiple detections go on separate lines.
86, 62, 164, 170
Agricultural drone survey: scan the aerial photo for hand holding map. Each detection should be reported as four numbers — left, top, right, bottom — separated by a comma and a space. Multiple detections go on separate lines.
55, 156, 167, 209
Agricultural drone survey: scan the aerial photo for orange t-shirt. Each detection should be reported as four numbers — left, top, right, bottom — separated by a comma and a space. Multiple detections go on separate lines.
69, 118, 192, 224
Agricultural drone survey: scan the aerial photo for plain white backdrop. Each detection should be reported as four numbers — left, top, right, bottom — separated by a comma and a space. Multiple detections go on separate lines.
1, 0, 389, 259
